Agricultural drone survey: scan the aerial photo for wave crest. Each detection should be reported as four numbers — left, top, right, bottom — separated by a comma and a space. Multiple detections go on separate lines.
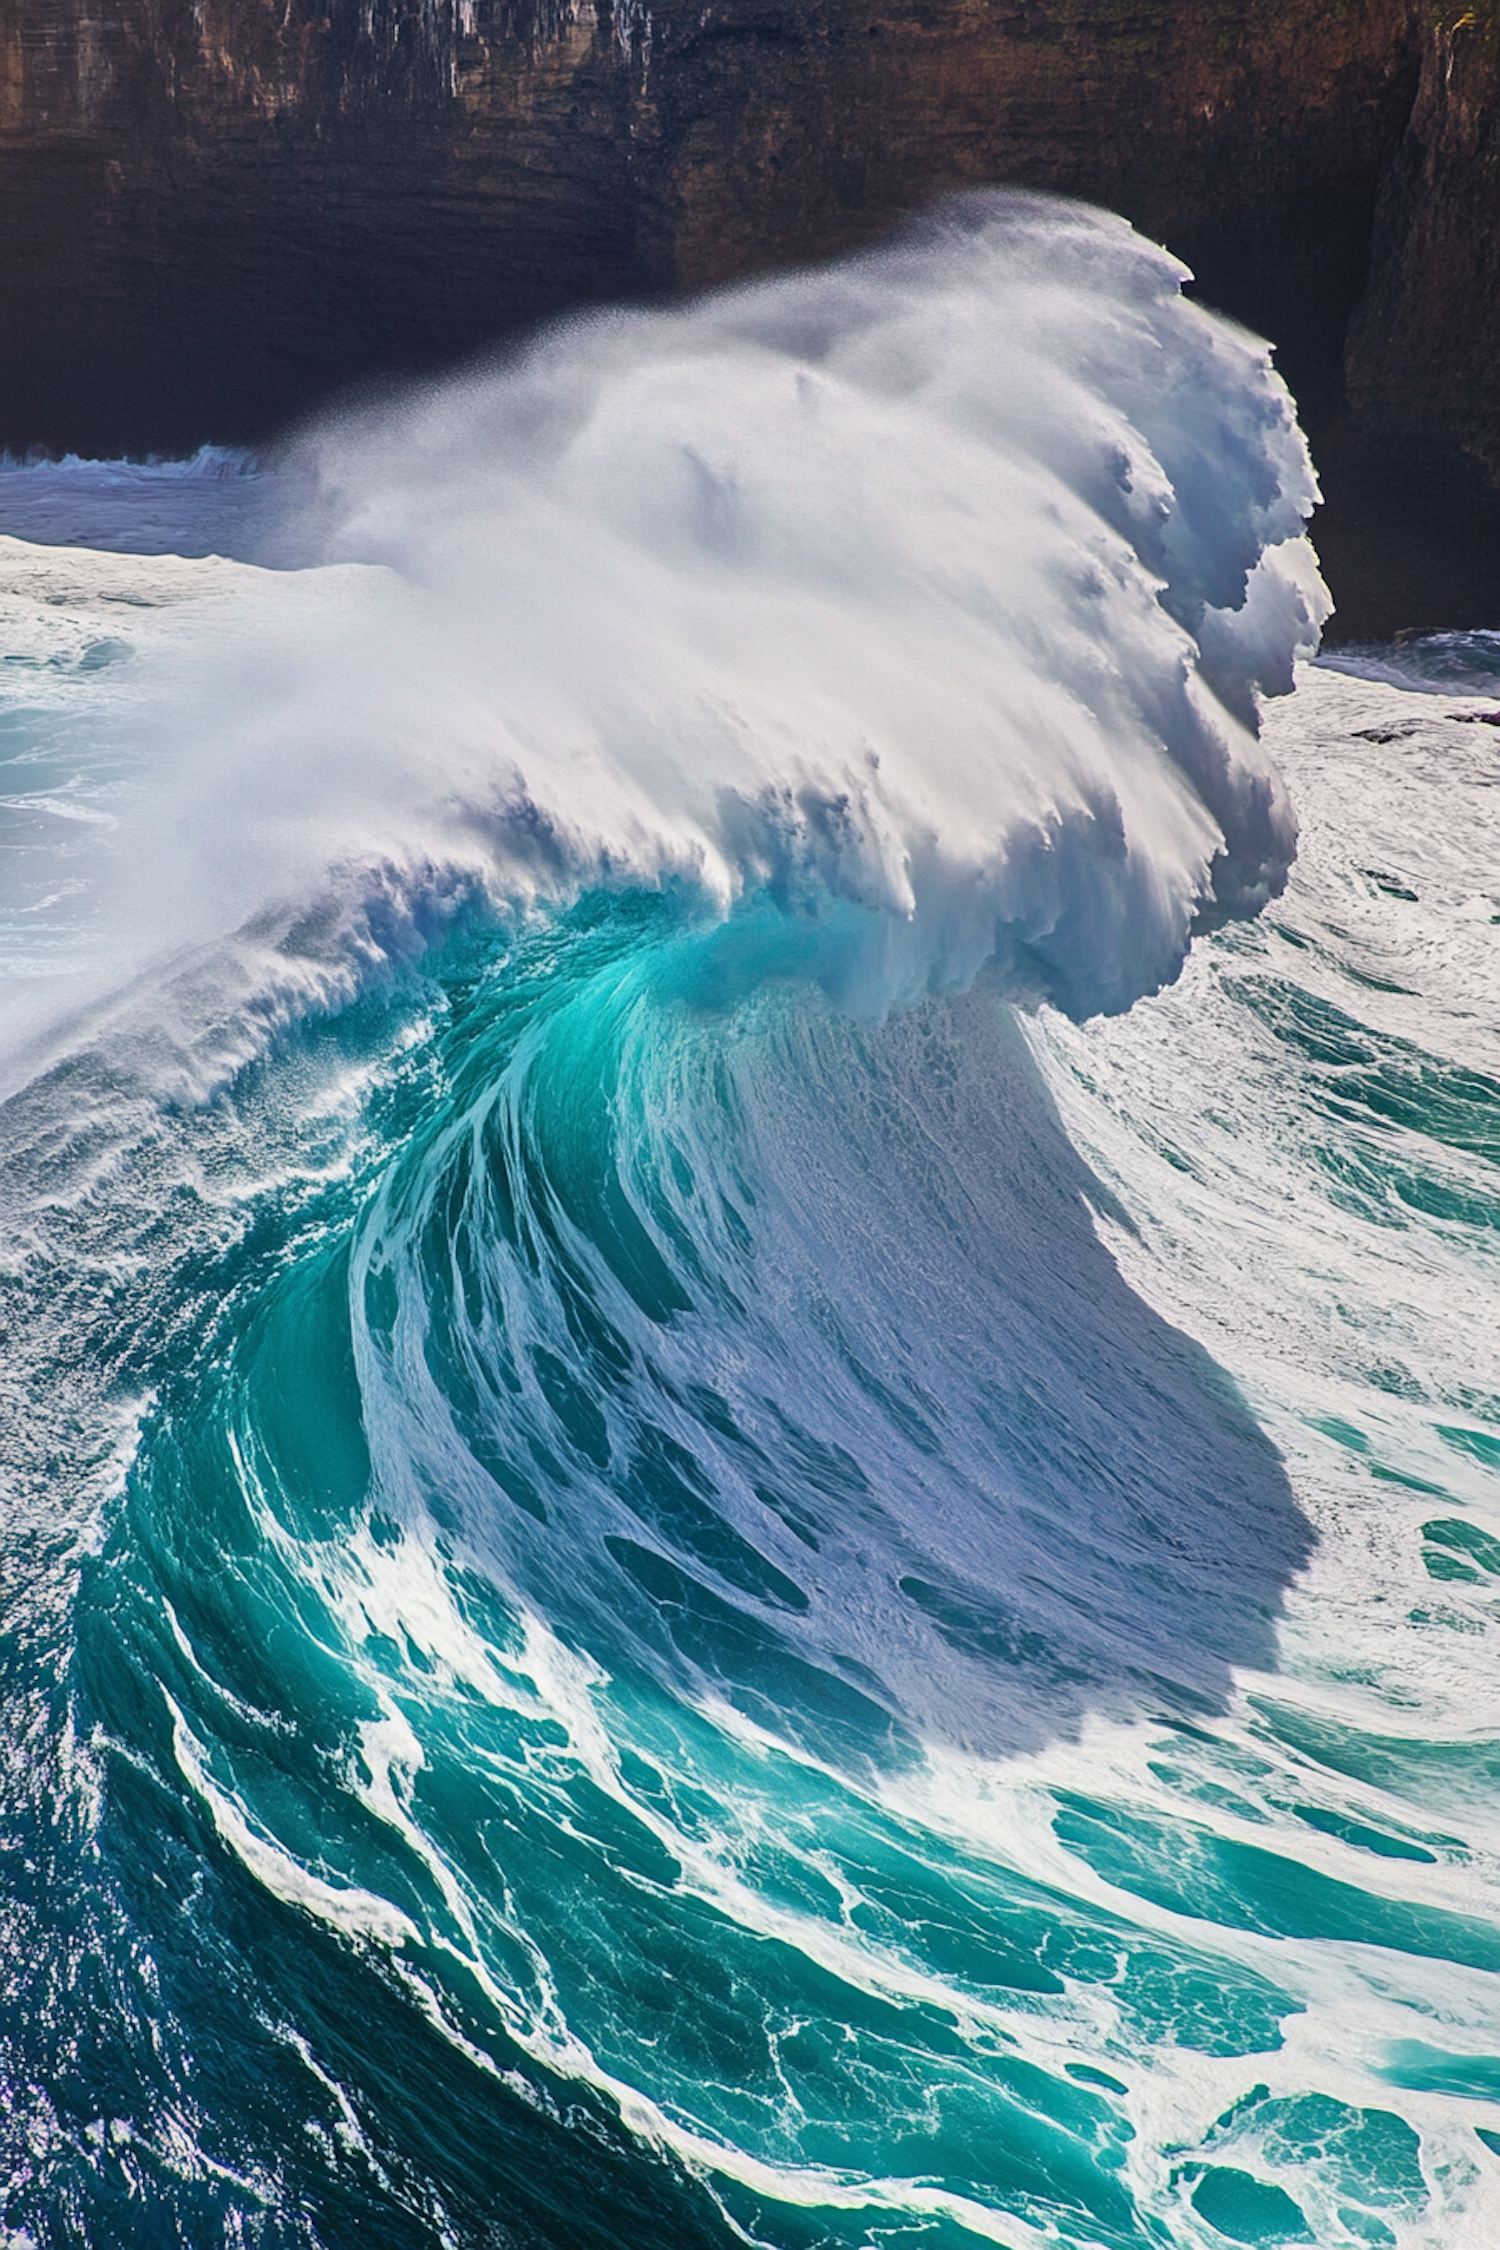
105, 192, 1325, 1037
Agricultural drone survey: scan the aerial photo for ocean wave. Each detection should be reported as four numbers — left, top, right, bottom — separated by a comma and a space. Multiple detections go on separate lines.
9, 202, 1497, 2250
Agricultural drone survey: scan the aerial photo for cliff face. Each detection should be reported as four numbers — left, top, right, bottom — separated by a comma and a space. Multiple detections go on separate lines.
635, 0, 1417, 397
0, 0, 645, 447
1345, 4, 1500, 486
0, 0, 1497, 630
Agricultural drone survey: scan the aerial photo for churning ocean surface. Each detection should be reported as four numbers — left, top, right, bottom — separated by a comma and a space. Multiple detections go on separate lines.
2, 196, 1500, 2250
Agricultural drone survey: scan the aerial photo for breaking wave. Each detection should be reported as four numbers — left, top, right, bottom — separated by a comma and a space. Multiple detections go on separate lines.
11, 198, 1496, 2250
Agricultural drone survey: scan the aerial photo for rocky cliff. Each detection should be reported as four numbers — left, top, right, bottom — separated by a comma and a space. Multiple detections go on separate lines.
1, 0, 1497, 631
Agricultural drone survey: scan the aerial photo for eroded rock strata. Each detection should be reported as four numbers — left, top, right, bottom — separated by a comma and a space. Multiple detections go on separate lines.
1, 0, 1496, 630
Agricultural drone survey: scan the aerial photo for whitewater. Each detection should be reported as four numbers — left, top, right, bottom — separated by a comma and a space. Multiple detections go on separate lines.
1, 194, 1498, 2250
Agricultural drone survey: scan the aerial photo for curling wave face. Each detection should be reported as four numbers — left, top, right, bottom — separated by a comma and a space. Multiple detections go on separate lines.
12, 199, 1500, 2250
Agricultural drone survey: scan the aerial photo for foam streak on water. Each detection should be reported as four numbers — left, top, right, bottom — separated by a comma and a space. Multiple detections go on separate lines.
2, 195, 1499, 2250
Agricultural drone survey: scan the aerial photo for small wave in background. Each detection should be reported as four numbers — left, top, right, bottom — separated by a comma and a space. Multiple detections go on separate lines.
1321, 633, 1500, 699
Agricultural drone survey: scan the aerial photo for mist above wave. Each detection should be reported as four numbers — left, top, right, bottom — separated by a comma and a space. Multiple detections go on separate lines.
5, 193, 1328, 1076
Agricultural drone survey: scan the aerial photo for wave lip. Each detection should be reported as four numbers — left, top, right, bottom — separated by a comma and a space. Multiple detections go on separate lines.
58, 191, 1322, 1053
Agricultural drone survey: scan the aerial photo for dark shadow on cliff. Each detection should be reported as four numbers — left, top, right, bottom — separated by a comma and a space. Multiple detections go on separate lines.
1309, 419, 1500, 643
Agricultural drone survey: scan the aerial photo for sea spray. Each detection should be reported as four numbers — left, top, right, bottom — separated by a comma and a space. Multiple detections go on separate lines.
3, 193, 1325, 1092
